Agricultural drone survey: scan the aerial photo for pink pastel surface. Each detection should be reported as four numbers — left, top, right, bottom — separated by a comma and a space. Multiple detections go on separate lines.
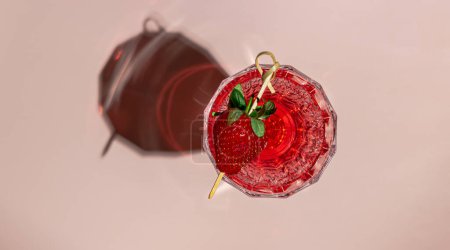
1, 1, 449, 250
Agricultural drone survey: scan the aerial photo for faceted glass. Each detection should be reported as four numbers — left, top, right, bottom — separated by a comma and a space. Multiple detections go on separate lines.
204, 65, 337, 197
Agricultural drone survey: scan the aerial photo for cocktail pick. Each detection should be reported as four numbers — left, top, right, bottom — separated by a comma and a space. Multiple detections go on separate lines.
208, 51, 280, 199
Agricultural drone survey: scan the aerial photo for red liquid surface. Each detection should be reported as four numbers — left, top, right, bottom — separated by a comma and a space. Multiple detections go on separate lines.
207, 66, 333, 196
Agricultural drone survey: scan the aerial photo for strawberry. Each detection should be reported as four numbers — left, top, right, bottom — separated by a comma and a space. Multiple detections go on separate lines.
211, 84, 277, 175
213, 111, 266, 174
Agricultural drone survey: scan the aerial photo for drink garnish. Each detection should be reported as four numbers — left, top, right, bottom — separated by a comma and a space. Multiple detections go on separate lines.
208, 51, 280, 199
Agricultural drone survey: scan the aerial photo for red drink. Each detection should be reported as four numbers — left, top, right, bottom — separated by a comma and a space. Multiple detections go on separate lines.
204, 65, 336, 197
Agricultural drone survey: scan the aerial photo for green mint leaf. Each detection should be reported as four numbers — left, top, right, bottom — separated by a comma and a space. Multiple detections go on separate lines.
259, 101, 276, 119
211, 111, 222, 117
244, 96, 253, 114
263, 101, 276, 115
249, 110, 258, 118
227, 109, 244, 125
234, 84, 244, 96
257, 104, 266, 117
229, 88, 246, 110
251, 117, 265, 137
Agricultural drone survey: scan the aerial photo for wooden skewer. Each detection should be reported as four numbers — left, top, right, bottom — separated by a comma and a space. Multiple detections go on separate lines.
208, 172, 225, 199
249, 51, 280, 114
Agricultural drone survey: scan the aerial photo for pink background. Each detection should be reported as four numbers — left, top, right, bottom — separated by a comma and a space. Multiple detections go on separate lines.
1, 0, 449, 249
